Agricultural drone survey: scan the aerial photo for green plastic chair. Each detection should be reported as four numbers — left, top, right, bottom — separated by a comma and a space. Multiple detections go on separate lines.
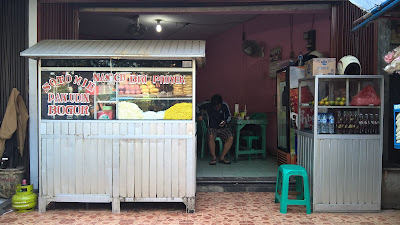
198, 120, 226, 159
274, 164, 311, 214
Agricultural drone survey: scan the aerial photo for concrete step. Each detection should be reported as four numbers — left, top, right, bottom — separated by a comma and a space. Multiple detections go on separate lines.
196, 177, 296, 192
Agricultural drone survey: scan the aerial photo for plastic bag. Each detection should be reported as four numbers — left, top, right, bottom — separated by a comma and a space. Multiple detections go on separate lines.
350, 85, 380, 106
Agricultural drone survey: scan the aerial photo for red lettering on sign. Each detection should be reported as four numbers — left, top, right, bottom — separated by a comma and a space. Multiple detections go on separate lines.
65, 74, 72, 83
56, 76, 65, 85
48, 105, 56, 116
49, 78, 57, 86
74, 75, 82, 85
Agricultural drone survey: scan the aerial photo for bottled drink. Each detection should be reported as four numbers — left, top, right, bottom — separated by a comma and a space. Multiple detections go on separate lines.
364, 114, 369, 134
321, 113, 328, 134
328, 113, 335, 134
336, 111, 343, 134
343, 111, 348, 134
298, 52, 303, 66
354, 112, 360, 134
374, 113, 379, 134
317, 113, 322, 134
369, 114, 374, 134
348, 111, 354, 134
359, 113, 365, 134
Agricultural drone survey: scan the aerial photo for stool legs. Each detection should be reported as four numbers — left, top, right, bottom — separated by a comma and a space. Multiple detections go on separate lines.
274, 170, 281, 203
279, 174, 289, 214
303, 174, 312, 214
295, 176, 304, 200
274, 168, 312, 214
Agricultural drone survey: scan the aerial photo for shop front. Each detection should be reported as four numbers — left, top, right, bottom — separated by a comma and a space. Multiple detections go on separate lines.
21, 39, 205, 212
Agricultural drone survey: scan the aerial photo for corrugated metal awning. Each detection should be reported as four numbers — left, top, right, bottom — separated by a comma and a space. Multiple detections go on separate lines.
20, 40, 206, 59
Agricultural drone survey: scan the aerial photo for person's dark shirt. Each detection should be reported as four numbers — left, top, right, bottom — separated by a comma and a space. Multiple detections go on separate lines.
197, 101, 231, 129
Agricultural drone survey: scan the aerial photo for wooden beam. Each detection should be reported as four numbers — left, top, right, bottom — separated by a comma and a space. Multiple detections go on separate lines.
79, 4, 331, 14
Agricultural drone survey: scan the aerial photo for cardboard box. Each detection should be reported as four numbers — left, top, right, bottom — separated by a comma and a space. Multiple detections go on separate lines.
305, 58, 336, 76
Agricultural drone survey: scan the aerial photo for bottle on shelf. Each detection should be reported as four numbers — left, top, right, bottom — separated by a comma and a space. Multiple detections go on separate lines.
364, 114, 370, 134
321, 113, 328, 134
374, 113, 379, 134
336, 111, 343, 134
369, 113, 374, 134
359, 113, 365, 134
354, 112, 360, 134
348, 111, 354, 134
317, 113, 322, 134
343, 111, 349, 134
298, 52, 303, 66
328, 113, 335, 134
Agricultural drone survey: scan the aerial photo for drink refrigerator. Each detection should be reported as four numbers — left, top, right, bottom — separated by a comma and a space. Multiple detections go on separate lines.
276, 66, 314, 162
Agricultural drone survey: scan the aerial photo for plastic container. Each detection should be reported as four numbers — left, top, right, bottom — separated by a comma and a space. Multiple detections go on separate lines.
97, 106, 113, 120
321, 113, 328, 134
328, 113, 335, 134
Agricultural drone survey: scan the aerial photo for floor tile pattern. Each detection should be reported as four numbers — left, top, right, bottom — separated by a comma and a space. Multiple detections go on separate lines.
1, 192, 399, 224
197, 157, 278, 177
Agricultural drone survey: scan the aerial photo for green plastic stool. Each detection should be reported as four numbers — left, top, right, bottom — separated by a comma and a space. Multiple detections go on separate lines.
240, 136, 259, 160
274, 164, 311, 214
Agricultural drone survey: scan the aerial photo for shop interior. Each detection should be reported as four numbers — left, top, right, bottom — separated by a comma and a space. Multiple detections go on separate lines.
78, 9, 332, 178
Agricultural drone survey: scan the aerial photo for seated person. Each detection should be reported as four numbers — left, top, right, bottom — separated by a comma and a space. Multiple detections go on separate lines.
197, 94, 233, 165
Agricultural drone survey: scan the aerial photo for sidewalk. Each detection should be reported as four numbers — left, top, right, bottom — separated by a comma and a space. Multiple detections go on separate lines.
0, 192, 399, 224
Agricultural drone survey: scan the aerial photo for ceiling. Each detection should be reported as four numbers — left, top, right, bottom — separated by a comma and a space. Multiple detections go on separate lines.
79, 13, 260, 40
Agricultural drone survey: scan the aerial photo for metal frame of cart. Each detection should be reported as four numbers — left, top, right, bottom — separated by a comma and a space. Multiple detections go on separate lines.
20, 40, 206, 213
297, 75, 384, 212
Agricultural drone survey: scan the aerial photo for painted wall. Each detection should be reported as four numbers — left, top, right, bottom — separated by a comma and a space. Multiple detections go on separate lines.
197, 12, 331, 154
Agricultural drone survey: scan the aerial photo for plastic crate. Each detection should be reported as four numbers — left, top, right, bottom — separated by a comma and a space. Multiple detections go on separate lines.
277, 150, 297, 165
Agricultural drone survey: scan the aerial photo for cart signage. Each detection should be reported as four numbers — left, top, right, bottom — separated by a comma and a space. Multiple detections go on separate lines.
42, 74, 96, 94
42, 74, 95, 116
93, 73, 187, 84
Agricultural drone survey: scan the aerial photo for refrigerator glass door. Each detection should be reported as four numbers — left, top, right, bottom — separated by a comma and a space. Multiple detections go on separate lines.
277, 71, 288, 151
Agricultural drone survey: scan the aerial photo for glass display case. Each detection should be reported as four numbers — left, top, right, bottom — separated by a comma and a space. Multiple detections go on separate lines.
40, 60, 193, 120
297, 75, 384, 212
298, 75, 383, 135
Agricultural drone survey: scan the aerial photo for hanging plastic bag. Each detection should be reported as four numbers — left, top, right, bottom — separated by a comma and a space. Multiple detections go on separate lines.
350, 85, 380, 106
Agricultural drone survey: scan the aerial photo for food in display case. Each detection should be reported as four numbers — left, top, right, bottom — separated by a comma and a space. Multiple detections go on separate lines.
117, 101, 144, 119
164, 102, 192, 120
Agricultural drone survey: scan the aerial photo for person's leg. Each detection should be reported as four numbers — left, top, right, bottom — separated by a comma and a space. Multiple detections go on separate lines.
217, 128, 233, 163
220, 136, 233, 160
208, 134, 216, 161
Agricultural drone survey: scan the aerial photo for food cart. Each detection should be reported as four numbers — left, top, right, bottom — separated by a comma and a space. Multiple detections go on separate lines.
20, 40, 205, 213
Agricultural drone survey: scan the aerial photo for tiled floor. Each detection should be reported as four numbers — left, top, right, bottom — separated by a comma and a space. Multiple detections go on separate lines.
1, 192, 399, 224
196, 156, 279, 177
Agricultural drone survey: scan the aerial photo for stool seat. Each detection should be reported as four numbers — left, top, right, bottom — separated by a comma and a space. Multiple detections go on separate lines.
274, 164, 311, 214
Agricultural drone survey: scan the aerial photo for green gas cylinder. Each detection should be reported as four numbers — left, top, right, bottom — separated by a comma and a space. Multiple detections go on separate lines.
12, 180, 37, 212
